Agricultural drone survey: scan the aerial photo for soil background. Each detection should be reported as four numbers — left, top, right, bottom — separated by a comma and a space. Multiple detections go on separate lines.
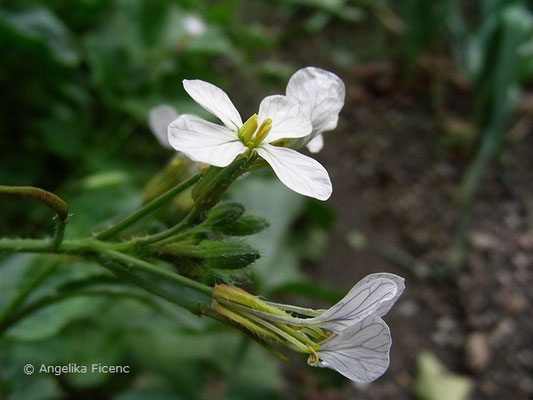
262, 28, 533, 399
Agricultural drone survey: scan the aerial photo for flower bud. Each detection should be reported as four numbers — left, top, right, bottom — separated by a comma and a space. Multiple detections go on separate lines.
156, 239, 260, 270
217, 213, 270, 236
200, 239, 260, 270
205, 202, 245, 227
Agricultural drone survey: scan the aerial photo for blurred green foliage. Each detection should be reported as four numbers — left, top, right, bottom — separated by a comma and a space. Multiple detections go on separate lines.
2, 0, 533, 398
0, 2, 341, 397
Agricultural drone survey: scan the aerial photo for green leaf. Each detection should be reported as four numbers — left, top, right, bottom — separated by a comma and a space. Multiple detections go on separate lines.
229, 174, 306, 291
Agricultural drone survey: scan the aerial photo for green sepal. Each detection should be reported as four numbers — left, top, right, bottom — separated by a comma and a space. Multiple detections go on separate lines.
205, 202, 245, 227
217, 213, 270, 236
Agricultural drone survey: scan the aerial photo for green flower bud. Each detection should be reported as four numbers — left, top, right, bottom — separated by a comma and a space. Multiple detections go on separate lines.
201, 239, 260, 270
217, 213, 270, 236
206, 202, 245, 227
155, 239, 259, 270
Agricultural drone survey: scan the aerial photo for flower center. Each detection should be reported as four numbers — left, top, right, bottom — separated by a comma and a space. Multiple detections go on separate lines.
238, 114, 272, 147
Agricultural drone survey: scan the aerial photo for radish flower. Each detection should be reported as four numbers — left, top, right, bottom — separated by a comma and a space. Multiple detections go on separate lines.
212, 273, 404, 383
168, 79, 332, 200
286, 67, 345, 153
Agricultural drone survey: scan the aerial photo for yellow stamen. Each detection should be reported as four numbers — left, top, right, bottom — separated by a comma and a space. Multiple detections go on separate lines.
252, 118, 272, 145
239, 114, 258, 143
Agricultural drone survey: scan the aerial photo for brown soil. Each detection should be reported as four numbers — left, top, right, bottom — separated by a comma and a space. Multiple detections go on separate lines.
278, 61, 533, 399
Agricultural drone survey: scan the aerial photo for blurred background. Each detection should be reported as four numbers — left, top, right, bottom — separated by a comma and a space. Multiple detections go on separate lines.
1, 0, 533, 399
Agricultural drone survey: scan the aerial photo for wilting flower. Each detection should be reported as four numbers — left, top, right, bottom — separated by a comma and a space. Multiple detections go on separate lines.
168, 79, 332, 200
285, 67, 345, 153
148, 104, 179, 149
212, 273, 404, 383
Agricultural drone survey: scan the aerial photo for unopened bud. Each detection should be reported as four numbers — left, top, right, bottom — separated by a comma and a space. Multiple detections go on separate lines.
206, 202, 245, 227
217, 213, 270, 236
201, 239, 259, 269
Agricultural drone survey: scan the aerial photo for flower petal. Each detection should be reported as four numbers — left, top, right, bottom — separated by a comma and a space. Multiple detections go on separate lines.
148, 104, 178, 148
168, 114, 246, 167
256, 144, 332, 201
237, 274, 403, 334
286, 67, 345, 133
257, 95, 312, 143
183, 79, 243, 130
310, 277, 399, 334
313, 315, 391, 383
355, 273, 405, 318
306, 133, 324, 153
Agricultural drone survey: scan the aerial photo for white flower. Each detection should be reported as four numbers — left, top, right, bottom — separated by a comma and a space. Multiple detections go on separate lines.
305, 273, 404, 383
310, 314, 392, 383
148, 104, 179, 149
183, 15, 206, 37
285, 67, 345, 153
168, 79, 333, 200
249, 273, 404, 335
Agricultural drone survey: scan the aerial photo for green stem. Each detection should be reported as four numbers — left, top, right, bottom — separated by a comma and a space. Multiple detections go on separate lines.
101, 250, 212, 297
94, 173, 200, 240
51, 217, 67, 250
0, 237, 52, 253
127, 207, 200, 246
95, 259, 204, 314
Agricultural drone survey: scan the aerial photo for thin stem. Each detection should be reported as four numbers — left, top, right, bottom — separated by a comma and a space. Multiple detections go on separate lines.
94, 173, 201, 241
97, 260, 204, 314
101, 250, 212, 297
0, 237, 52, 253
127, 207, 200, 246
51, 217, 67, 250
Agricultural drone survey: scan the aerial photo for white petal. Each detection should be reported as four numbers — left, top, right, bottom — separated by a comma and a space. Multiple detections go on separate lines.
168, 114, 246, 167
148, 104, 178, 148
310, 277, 399, 334
286, 67, 345, 133
306, 133, 324, 153
183, 79, 243, 130
312, 315, 391, 383
257, 95, 312, 143
355, 273, 405, 317
235, 274, 402, 334
256, 144, 332, 201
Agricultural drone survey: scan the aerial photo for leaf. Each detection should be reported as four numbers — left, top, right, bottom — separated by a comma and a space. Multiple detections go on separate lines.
414, 352, 473, 400
228, 174, 306, 291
